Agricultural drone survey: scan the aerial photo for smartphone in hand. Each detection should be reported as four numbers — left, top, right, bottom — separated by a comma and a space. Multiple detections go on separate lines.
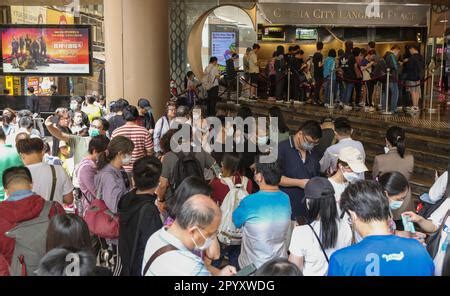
235, 264, 257, 276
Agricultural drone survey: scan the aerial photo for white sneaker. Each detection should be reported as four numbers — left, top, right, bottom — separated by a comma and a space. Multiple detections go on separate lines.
396, 107, 403, 112
343, 105, 353, 111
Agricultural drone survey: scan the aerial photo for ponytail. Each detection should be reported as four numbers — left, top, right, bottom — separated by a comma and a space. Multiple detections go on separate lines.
96, 150, 112, 171
386, 126, 406, 159
96, 136, 134, 170
396, 136, 405, 158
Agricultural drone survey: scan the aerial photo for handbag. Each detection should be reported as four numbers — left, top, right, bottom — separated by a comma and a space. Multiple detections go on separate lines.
426, 210, 450, 259
84, 198, 120, 239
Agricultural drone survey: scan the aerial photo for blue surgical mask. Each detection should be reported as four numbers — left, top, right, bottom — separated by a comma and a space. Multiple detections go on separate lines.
389, 200, 404, 210
343, 171, 360, 183
88, 127, 100, 137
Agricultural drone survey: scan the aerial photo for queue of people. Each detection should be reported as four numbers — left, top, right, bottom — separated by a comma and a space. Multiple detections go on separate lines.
0, 92, 448, 277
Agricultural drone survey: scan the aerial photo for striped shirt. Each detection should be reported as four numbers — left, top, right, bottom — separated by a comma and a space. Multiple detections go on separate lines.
111, 122, 153, 172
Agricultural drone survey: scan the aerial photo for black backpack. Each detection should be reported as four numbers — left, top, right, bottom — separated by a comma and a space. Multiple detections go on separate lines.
417, 196, 448, 220
371, 57, 387, 80
172, 152, 205, 191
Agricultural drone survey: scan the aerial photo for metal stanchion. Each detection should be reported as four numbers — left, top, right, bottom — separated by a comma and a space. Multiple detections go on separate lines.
236, 72, 240, 106
381, 68, 392, 115
327, 68, 335, 109
286, 68, 291, 104
427, 69, 437, 114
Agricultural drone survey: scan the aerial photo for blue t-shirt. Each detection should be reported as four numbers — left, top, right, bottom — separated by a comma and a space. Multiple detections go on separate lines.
328, 235, 434, 276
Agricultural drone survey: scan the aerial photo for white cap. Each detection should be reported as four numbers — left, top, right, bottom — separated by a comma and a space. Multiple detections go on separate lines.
336, 147, 368, 173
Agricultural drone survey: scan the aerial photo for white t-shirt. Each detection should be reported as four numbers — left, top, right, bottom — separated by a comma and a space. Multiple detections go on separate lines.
429, 172, 448, 203
27, 162, 74, 204
328, 178, 348, 207
429, 198, 450, 276
289, 219, 353, 276
142, 227, 211, 276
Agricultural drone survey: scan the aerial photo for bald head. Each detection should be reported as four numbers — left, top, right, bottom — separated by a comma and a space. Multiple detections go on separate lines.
177, 194, 220, 230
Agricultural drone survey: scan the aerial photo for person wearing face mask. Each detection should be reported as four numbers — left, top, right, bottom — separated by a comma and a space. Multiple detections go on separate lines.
72, 135, 109, 217
320, 117, 365, 178
373, 126, 414, 219
154, 101, 177, 156
111, 105, 154, 175
233, 159, 291, 269
289, 177, 352, 276
328, 146, 368, 214
328, 180, 434, 276
278, 120, 322, 226
378, 172, 416, 234
45, 115, 109, 167
68, 96, 90, 128
70, 111, 89, 137
94, 136, 134, 216
142, 194, 236, 276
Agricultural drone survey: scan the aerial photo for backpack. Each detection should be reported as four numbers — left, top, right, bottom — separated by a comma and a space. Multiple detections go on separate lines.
417, 196, 448, 220
274, 56, 285, 74
6, 201, 56, 276
371, 57, 387, 80
171, 152, 205, 191
217, 176, 249, 245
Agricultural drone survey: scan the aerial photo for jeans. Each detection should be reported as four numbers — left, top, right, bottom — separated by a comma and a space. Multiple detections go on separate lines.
337, 80, 345, 103
354, 80, 362, 105
323, 78, 337, 104
343, 82, 354, 105
382, 82, 399, 112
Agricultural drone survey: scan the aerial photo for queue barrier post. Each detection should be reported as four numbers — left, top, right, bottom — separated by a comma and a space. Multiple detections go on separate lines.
381, 68, 392, 115
327, 67, 335, 109
427, 69, 437, 114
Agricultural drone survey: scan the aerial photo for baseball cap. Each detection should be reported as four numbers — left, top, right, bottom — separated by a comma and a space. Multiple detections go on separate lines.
304, 177, 335, 200
336, 146, 368, 173
59, 141, 68, 148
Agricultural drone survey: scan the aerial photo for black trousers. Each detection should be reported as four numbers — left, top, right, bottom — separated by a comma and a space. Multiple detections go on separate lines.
207, 86, 219, 116
365, 80, 375, 107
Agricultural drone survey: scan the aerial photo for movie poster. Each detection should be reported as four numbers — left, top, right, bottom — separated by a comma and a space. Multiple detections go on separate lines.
1, 26, 91, 75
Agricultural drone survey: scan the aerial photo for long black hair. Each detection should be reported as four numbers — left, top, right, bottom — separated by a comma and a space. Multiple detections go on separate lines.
46, 214, 91, 252
269, 106, 289, 134
307, 197, 339, 250
377, 171, 409, 196
96, 136, 134, 170
386, 126, 406, 158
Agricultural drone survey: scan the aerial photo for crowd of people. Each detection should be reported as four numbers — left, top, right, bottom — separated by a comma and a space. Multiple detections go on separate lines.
188, 40, 436, 116
0, 88, 449, 277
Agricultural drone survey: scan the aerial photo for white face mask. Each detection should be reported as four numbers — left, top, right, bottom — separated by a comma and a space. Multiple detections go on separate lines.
384, 146, 389, 154
343, 171, 360, 183
191, 226, 214, 251
73, 117, 83, 125
122, 154, 132, 165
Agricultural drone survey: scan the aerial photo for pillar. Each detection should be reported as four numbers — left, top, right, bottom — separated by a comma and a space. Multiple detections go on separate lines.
104, 0, 169, 119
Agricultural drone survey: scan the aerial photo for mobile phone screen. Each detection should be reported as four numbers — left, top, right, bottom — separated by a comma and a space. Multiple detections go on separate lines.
235, 264, 256, 276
